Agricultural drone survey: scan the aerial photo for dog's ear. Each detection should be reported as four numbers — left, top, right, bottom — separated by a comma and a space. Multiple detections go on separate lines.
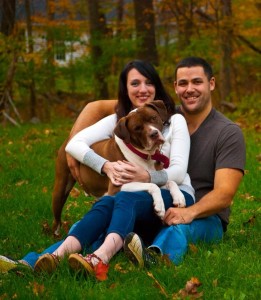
114, 116, 131, 143
146, 100, 169, 123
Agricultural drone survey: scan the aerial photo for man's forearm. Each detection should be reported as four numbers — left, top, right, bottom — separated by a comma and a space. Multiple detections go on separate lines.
187, 189, 232, 220
188, 168, 243, 220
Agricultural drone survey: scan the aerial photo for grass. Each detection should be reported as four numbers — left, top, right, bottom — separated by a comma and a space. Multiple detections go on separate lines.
0, 117, 260, 300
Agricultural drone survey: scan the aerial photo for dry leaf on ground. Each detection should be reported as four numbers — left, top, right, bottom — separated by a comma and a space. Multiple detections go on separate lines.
70, 187, 81, 198
173, 277, 203, 299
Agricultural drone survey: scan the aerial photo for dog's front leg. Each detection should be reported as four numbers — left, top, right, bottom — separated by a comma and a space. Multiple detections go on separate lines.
121, 182, 165, 220
165, 180, 186, 207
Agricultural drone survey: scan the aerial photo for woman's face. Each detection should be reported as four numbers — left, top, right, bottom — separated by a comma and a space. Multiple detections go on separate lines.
127, 68, 156, 108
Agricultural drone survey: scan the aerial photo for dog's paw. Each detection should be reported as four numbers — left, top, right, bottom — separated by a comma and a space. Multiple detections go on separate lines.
173, 192, 186, 208
153, 202, 165, 220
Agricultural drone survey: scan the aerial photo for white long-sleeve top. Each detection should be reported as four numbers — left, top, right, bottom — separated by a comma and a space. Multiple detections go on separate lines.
65, 113, 195, 198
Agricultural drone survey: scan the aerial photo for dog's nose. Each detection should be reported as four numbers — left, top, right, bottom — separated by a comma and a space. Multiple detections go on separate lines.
150, 130, 159, 139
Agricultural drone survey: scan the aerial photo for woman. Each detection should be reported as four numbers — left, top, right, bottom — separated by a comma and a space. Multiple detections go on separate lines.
0, 60, 194, 277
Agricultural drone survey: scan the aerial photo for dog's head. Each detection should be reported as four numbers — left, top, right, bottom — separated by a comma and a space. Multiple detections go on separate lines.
114, 100, 169, 153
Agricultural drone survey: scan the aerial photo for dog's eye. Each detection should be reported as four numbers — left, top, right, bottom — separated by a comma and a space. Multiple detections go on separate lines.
134, 125, 142, 131
150, 115, 158, 121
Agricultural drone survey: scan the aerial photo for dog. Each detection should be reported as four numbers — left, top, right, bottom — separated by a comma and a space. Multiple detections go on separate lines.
52, 100, 186, 235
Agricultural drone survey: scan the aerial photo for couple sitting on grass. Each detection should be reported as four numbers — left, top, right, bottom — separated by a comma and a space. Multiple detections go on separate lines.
0, 57, 245, 279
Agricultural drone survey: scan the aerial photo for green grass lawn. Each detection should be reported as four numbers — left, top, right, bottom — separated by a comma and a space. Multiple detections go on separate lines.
0, 117, 260, 299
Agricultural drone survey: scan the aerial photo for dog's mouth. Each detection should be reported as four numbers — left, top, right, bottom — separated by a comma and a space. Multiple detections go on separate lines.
142, 128, 165, 153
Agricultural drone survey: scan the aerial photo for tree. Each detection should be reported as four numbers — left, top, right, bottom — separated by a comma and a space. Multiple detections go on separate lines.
163, 0, 197, 50
0, 0, 21, 125
25, 0, 37, 119
115, 0, 124, 37
133, 0, 158, 65
86, 0, 109, 98
0, 0, 16, 36
219, 0, 233, 102
46, 0, 56, 95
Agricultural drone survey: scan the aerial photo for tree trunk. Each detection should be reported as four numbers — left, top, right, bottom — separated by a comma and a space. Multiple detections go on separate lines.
166, 0, 195, 51
133, 0, 159, 65
0, 0, 16, 36
86, 0, 109, 98
46, 0, 55, 95
219, 0, 233, 102
116, 0, 124, 37
25, 0, 37, 119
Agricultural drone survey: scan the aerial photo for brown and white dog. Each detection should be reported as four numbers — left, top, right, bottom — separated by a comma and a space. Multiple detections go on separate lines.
52, 100, 185, 235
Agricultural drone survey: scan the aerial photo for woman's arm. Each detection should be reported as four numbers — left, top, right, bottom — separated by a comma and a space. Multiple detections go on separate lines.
65, 114, 117, 173
164, 114, 190, 183
66, 100, 117, 182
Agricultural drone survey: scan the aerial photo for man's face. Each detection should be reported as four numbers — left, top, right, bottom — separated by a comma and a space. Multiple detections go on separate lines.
174, 66, 215, 115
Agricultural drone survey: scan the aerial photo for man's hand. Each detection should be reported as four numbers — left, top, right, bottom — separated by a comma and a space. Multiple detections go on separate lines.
163, 207, 194, 225
66, 153, 83, 185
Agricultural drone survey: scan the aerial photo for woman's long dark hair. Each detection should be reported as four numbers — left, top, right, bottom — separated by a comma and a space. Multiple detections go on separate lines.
115, 60, 176, 121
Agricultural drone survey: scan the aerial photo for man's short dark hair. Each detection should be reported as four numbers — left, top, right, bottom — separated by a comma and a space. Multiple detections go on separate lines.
174, 57, 213, 81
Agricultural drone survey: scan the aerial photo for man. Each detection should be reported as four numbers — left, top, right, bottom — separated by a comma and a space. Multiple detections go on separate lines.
123, 57, 245, 265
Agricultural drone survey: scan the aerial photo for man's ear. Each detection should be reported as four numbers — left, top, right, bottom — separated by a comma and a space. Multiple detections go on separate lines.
146, 100, 169, 123
114, 117, 131, 143
210, 77, 215, 91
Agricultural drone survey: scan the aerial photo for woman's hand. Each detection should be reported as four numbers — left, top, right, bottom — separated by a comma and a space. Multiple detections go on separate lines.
119, 160, 150, 183
102, 160, 150, 186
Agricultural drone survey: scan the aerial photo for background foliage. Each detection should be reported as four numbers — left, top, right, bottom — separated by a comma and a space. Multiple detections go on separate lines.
0, 0, 260, 124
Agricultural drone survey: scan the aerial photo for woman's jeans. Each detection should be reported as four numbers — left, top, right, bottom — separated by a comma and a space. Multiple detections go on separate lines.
21, 189, 222, 268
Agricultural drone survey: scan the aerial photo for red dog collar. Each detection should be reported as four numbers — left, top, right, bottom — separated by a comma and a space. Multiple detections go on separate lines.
124, 142, 170, 168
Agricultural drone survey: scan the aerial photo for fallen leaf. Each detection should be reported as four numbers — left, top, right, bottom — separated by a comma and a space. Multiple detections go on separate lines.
30, 281, 45, 296
212, 279, 218, 287
189, 244, 198, 253
94, 261, 109, 281
70, 187, 81, 198
44, 129, 53, 135
114, 263, 128, 273
109, 283, 118, 289
62, 221, 71, 233
42, 186, 48, 193
243, 215, 256, 226
161, 254, 172, 266
15, 180, 29, 186
173, 277, 203, 299
41, 220, 52, 235
240, 193, 254, 201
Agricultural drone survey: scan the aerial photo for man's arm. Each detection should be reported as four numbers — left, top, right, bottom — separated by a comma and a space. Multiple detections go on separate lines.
67, 100, 117, 183
164, 168, 243, 225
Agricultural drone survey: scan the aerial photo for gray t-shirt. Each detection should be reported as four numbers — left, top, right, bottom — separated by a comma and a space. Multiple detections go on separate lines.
185, 108, 246, 226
